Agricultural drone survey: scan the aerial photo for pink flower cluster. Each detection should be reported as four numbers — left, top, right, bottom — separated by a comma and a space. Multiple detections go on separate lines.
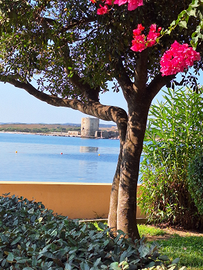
130, 24, 161, 52
90, 0, 143, 15
160, 41, 201, 76
114, 0, 143, 11
97, 4, 109, 15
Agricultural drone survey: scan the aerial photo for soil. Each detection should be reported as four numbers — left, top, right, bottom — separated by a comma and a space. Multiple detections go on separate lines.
144, 225, 203, 241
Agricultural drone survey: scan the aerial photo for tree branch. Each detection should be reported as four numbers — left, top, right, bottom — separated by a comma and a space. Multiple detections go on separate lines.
40, 16, 96, 33
114, 57, 133, 103
134, 49, 148, 90
147, 73, 175, 100
2, 77, 128, 141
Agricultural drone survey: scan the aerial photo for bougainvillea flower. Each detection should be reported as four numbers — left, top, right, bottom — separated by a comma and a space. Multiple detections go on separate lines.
91, 0, 143, 12
160, 41, 201, 76
131, 24, 161, 52
128, 0, 143, 11
105, 0, 113, 5
114, 0, 128, 5
97, 4, 109, 15
131, 34, 146, 52
147, 24, 162, 47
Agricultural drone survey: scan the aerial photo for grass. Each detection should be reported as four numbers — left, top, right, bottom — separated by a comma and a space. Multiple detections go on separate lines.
138, 224, 166, 237
138, 225, 203, 270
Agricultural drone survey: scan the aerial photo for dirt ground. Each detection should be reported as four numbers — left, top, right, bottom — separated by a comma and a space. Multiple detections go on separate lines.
145, 225, 203, 241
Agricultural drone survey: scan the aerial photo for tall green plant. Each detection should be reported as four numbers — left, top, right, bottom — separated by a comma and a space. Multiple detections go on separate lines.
139, 87, 203, 229
188, 152, 203, 215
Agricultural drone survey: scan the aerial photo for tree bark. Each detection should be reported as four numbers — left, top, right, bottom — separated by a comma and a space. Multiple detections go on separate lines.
117, 100, 151, 240
108, 108, 127, 232
108, 149, 122, 231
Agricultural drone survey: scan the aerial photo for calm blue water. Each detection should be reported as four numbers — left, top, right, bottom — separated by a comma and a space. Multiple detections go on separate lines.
0, 133, 120, 183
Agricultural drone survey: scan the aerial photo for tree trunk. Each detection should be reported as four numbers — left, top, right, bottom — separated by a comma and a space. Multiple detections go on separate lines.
110, 97, 151, 240
108, 148, 122, 231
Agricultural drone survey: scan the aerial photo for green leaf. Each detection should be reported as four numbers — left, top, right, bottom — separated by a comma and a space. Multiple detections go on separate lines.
16, 258, 29, 264
80, 262, 90, 270
93, 257, 101, 267
190, 0, 200, 8
65, 263, 72, 270
172, 257, 180, 264
110, 262, 121, 270
179, 20, 188, 29
187, 8, 196, 17
28, 208, 34, 214
11, 235, 21, 245
7, 252, 14, 262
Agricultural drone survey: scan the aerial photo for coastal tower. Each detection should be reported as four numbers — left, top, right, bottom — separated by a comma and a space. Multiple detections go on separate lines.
81, 117, 99, 138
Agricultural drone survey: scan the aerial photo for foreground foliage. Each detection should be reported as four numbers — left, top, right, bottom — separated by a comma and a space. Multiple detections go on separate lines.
0, 195, 184, 270
139, 87, 203, 229
188, 152, 203, 215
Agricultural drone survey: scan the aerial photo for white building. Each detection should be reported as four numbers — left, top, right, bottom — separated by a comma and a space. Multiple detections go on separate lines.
81, 117, 99, 138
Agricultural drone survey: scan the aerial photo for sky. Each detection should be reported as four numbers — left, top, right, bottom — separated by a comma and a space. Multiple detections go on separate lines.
0, 70, 203, 125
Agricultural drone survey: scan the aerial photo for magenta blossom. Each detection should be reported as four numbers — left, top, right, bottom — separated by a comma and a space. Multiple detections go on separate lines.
114, 0, 143, 10
131, 24, 161, 52
97, 4, 109, 15
147, 24, 162, 47
160, 41, 201, 76
128, 0, 143, 11
90, 0, 143, 14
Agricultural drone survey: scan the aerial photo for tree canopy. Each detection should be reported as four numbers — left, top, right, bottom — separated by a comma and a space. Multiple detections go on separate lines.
0, 0, 202, 97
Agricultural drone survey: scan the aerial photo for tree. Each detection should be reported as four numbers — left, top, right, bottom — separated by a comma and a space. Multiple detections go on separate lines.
0, 0, 202, 239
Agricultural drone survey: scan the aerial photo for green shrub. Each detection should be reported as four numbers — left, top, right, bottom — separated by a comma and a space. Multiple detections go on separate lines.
139, 87, 203, 229
188, 153, 203, 215
0, 194, 183, 269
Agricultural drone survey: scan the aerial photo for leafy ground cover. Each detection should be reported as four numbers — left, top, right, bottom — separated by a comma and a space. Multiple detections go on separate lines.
0, 194, 184, 270
138, 225, 203, 270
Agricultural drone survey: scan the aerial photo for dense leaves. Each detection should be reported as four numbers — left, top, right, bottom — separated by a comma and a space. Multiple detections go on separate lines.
0, 0, 202, 98
188, 152, 203, 215
139, 87, 203, 229
0, 194, 183, 269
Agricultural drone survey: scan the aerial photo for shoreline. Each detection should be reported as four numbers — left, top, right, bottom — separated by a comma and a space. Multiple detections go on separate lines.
0, 130, 78, 137
0, 131, 119, 139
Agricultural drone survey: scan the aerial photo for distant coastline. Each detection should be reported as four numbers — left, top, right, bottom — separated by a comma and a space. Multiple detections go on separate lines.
0, 130, 73, 137
0, 123, 118, 139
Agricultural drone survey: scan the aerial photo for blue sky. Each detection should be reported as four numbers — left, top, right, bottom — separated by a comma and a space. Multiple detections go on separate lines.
0, 70, 202, 125
0, 81, 127, 124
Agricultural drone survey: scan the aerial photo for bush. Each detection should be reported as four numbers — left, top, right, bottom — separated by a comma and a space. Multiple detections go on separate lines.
139, 87, 203, 229
0, 194, 183, 269
188, 152, 203, 215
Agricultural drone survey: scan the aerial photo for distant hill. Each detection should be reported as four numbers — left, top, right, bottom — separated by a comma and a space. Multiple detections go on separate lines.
0, 123, 117, 134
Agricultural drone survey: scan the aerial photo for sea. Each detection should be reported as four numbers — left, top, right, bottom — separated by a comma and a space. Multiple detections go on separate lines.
0, 133, 120, 183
